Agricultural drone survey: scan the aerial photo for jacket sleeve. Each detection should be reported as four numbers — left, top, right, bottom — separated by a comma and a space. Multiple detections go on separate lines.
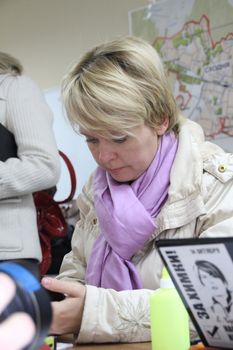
58, 175, 97, 283
77, 285, 153, 343
0, 75, 60, 199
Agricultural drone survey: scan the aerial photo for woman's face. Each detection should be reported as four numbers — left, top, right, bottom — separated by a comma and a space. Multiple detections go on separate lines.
81, 123, 167, 182
199, 270, 226, 297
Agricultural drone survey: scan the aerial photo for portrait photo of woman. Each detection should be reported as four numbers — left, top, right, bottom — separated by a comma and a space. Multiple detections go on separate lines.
195, 260, 233, 323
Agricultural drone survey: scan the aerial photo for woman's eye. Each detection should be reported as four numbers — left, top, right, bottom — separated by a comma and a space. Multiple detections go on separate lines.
86, 138, 98, 144
113, 136, 128, 144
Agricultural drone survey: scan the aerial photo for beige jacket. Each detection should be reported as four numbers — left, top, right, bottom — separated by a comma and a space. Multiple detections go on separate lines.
0, 74, 60, 261
58, 118, 233, 343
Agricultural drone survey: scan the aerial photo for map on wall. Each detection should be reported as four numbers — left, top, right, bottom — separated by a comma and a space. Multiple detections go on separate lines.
129, 0, 233, 152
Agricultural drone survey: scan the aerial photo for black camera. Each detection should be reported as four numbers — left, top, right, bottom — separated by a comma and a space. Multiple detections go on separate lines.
0, 262, 52, 350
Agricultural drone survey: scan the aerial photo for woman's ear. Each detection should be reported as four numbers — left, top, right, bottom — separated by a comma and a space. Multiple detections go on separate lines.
156, 117, 169, 136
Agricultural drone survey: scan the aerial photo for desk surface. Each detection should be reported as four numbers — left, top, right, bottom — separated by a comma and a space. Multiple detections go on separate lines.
57, 335, 218, 350
73, 345, 217, 350
58, 341, 218, 350
57, 341, 150, 349
71, 343, 150, 349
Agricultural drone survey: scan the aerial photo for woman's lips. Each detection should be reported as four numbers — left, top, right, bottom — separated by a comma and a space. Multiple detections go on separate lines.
109, 167, 125, 174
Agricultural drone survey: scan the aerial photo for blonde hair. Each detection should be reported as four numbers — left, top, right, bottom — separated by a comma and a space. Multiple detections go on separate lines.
62, 36, 179, 137
0, 52, 23, 76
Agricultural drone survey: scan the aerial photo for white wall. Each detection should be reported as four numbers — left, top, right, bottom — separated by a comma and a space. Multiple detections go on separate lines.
0, 0, 148, 88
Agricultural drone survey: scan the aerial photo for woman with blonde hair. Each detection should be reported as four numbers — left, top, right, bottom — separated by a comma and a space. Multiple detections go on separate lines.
42, 36, 233, 344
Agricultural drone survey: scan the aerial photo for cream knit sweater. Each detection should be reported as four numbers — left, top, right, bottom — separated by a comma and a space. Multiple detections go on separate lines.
0, 74, 60, 261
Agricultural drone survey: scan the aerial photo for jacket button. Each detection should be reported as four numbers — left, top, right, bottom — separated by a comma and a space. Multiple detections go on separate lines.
218, 164, 226, 173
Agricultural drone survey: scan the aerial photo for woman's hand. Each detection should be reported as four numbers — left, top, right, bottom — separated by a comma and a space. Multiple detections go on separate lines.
41, 277, 86, 335
0, 273, 35, 350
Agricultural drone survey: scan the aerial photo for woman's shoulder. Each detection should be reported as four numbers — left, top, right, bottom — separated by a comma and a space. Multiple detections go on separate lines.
8, 74, 41, 92
180, 117, 233, 183
0, 73, 32, 85
0, 74, 15, 96
179, 116, 204, 133
0, 74, 42, 100
203, 151, 233, 184
200, 150, 233, 206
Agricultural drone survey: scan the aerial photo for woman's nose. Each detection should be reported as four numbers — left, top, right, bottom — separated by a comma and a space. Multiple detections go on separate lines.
98, 142, 116, 163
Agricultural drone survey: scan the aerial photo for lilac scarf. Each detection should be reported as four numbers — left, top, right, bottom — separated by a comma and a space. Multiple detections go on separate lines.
85, 132, 178, 291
